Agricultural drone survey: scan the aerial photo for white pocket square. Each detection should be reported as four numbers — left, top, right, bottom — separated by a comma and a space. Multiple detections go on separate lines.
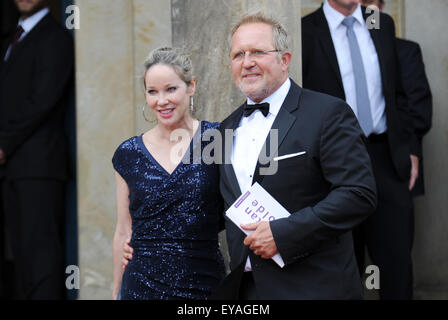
273, 151, 307, 162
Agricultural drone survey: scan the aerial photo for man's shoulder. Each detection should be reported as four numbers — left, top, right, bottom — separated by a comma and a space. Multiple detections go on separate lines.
374, 10, 395, 34
378, 10, 394, 24
302, 7, 322, 29
396, 37, 420, 51
30, 16, 73, 58
27, 14, 72, 47
299, 88, 354, 118
396, 38, 423, 65
302, 6, 322, 21
300, 87, 345, 106
43, 16, 72, 40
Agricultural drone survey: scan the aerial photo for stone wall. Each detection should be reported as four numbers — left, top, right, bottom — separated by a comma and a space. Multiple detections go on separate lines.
75, 0, 135, 299
404, 0, 448, 299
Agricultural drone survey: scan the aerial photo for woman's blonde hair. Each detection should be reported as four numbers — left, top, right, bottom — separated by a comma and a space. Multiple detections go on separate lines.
142, 47, 194, 88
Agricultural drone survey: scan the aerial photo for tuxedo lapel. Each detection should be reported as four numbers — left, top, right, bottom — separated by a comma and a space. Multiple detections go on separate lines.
253, 80, 302, 184
314, 7, 344, 95
1, 31, 13, 64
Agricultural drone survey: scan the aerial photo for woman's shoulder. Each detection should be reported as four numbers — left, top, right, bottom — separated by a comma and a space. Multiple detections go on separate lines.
112, 136, 140, 166
114, 136, 139, 153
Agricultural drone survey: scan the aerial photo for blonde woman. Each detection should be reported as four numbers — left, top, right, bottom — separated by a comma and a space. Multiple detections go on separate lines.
112, 47, 225, 300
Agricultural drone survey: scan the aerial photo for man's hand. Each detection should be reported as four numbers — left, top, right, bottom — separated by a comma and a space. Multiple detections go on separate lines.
241, 221, 278, 259
0, 149, 6, 165
122, 238, 133, 270
409, 154, 419, 191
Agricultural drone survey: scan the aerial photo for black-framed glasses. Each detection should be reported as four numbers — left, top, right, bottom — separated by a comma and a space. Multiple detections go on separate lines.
231, 49, 282, 62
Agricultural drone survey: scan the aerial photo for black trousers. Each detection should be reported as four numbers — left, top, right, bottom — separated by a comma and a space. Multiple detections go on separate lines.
353, 138, 414, 300
239, 272, 259, 300
0, 178, 65, 299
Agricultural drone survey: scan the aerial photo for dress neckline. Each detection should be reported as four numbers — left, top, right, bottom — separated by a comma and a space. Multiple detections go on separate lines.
137, 121, 202, 176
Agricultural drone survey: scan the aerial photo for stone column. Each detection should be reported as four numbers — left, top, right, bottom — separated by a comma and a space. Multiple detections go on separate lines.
133, 0, 172, 134
404, 0, 448, 299
75, 0, 135, 299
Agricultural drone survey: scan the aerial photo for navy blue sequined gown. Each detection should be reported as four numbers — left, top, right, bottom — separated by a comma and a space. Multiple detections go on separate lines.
112, 121, 225, 300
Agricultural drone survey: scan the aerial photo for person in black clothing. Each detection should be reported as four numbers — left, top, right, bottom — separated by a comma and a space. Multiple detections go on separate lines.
0, 0, 73, 299
361, 0, 432, 196
302, 0, 419, 299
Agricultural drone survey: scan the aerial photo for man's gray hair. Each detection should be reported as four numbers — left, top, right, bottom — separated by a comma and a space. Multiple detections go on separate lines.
229, 13, 290, 55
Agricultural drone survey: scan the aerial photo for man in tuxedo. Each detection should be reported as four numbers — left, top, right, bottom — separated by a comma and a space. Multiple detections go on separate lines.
0, 0, 73, 299
302, 0, 420, 299
214, 13, 377, 299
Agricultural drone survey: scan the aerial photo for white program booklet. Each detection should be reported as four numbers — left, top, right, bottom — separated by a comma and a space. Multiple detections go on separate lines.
225, 182, 291, 268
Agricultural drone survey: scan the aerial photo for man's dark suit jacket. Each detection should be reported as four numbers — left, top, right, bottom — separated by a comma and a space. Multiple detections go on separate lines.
396, 38, 432, 196
0, 13, 73, 180
302, 6, 415, 182
217, 80, 377, 299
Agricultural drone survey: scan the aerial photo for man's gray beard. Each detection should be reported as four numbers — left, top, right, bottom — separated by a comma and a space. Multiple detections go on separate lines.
239, 84, 275, 103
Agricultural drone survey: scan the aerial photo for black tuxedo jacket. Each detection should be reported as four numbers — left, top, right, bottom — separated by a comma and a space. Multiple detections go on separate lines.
217, 80, 377, 299
396, 38, 432, 195
0, 13, 73, 180
302, 6, 415, 182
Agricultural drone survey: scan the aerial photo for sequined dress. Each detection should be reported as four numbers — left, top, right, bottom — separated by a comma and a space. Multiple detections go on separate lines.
112, 121, 225, 300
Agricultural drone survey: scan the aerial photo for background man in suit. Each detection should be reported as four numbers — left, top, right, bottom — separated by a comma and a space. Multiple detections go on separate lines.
0, 0, 73, 299
361, 0, 432, 196
396, 37, 432, 196
302, 0, 418, 299
215, 13, 377, 299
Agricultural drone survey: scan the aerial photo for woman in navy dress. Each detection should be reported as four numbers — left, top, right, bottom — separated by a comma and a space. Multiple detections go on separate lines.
112, 47, 225, 300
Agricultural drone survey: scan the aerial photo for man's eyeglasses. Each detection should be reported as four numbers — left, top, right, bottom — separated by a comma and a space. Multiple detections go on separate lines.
231, 49, 282, 62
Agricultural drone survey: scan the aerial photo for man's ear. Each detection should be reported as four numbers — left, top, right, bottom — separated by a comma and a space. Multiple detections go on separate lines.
281, 51, 292, 72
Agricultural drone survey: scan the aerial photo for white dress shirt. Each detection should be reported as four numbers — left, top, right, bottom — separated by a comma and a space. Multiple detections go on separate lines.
4, 7, 50, 61
323, 0, 387, 134
232, 78, 291, 271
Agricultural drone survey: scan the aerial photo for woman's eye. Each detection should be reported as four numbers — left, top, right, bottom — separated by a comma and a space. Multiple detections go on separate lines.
147, 90, 156, 95
168, 87, 177, 92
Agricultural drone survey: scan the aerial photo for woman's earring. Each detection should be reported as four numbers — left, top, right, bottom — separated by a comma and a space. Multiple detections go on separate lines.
142, 104, 156, 124
190, 96, 194, 113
